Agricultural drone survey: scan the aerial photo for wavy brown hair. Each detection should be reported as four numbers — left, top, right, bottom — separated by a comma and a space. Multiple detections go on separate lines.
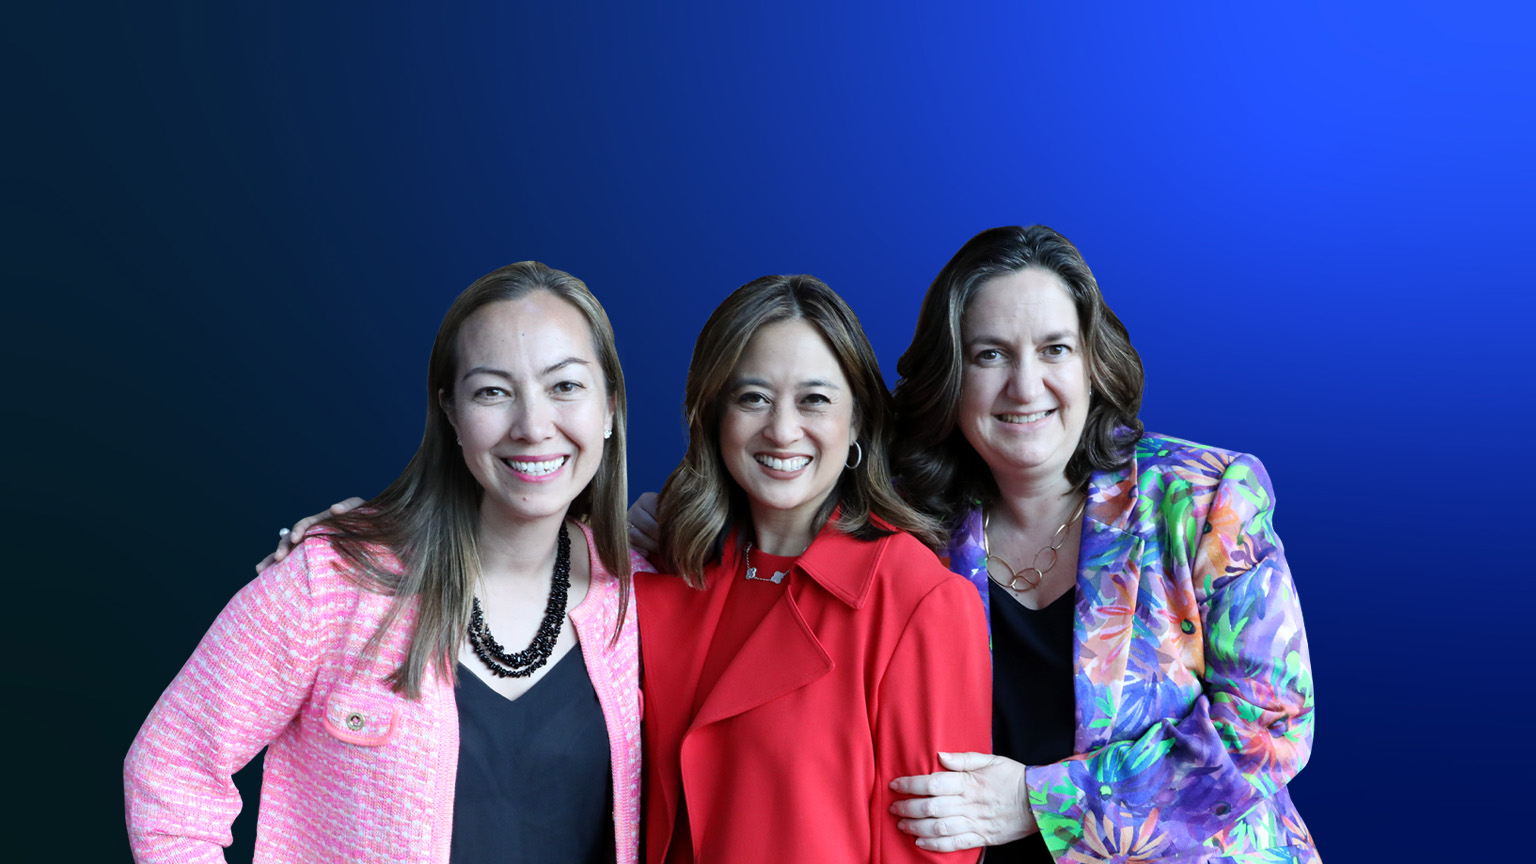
657, 274, 942, 588
322, 262, 630, 699
892, 225, 1143, 531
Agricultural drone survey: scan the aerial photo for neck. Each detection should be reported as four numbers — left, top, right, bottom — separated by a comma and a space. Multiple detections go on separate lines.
476, 502, 568, 585
991, 470, 1079, 532
747, 503, 820, 557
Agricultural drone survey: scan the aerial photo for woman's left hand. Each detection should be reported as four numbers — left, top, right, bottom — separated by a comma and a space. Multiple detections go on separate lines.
889, 751, 1038, 852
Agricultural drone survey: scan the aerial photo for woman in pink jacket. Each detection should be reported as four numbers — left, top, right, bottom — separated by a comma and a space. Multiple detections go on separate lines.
125, 262, 642, 864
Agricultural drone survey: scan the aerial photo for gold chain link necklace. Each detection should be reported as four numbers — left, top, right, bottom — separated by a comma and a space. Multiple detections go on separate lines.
983, 494, 1086, 592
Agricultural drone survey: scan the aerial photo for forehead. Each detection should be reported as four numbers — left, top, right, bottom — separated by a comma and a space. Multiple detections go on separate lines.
457, 292, 598, 365
733, 318, 848, 385
963, 268, 1079, 339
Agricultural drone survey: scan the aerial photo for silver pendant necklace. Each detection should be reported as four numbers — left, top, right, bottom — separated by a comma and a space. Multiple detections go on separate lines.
743, 542, 789, 584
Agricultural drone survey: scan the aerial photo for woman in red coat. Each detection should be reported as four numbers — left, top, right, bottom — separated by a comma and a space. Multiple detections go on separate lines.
637, 275, 991, 863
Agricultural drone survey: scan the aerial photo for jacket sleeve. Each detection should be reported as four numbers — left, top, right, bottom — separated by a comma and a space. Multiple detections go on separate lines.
1025, 454, 1315, 860
124, 544, 323, 863
874, 575, 993, 864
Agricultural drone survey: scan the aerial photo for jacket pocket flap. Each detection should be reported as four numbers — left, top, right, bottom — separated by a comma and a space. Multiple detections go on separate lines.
321, 687, 399, 746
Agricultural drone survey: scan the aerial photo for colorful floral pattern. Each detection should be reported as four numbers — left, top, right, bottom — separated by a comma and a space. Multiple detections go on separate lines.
945, 434, 1318, 863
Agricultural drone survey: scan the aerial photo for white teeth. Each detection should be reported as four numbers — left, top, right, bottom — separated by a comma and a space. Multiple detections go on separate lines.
755, 454, 811, 471
505, 456, 567, 476
999, 410, 1053, 424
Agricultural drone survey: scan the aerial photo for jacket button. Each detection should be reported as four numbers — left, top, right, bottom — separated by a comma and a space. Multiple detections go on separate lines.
346, 712, 365, 731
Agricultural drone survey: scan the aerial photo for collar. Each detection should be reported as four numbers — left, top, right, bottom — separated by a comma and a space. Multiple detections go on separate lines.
1084, 445, 1138, 533
724, 509, 888, 610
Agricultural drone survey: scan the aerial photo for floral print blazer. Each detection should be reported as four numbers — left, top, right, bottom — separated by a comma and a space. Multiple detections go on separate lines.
946, 434, 1318, 863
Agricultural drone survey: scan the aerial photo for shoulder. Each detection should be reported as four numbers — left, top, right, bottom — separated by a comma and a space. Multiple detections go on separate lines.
859, 532, 987, 655
1134, 432, 1239, 476
231, 533, 405, 652
1129, 433, 1273, 498
632, 555, 725, 608
572, 520, 639, 626
275, 531, 394, 598
872, 529, 955, 589
938, 505, 984, 574
1118, 435, 1281, 563
821, 525, 975, 611
233, 534, 337, 611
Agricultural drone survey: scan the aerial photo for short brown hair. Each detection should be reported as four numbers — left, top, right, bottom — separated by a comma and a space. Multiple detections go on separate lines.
892, 226, 1144, 528
658, 274, 942, 586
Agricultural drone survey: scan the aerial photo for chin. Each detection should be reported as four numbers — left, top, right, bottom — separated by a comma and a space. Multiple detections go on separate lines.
748, 492, 809, 514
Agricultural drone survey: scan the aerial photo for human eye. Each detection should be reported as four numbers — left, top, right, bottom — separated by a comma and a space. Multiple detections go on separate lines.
472, 385, 508, 402
970, 347, 1004, 365
800, 391, 833, 408
1042, 344, 1073, 360
734, 390, 770, 408
552, 379, 586, 396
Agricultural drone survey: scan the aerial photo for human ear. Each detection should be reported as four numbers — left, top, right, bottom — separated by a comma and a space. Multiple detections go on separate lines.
438, 388, 460, 440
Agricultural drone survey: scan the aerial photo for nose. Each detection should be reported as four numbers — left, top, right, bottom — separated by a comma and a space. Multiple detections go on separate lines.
1004, 356, 1044, 403
763, 404, 802, 446
508, 392, 556, 442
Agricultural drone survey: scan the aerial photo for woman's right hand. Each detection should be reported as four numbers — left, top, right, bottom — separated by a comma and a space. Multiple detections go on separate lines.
627, 492, 661, 556
889, 751, 1036, 851
254, 497, 365, 572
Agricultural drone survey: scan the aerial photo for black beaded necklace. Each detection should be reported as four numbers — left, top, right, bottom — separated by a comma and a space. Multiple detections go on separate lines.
466, 522, 571, 678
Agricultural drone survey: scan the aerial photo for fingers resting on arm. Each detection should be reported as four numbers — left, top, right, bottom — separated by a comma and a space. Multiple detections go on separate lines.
889, 752, 1037, 851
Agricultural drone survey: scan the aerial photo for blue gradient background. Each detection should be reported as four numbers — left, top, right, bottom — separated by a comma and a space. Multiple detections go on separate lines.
9, 2, 1531, 860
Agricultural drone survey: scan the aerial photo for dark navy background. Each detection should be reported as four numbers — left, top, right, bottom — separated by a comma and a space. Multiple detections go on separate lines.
9, 2, 1530, 860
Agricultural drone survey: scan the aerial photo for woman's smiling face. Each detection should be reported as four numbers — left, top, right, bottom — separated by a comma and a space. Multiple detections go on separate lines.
718, 318, 856, 545
958, 267, 1090, 486
441, 291, 614, 528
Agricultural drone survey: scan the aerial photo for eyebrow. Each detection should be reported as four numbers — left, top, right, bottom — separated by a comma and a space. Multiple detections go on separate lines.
460, 366, 508, 382
965, 329, 1080, 346
459, 357, 591, 382
542, 357, 592, 375
730, 376, 842, 390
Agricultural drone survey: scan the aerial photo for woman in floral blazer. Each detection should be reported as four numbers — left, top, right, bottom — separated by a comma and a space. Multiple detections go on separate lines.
887, 226, 1317, 863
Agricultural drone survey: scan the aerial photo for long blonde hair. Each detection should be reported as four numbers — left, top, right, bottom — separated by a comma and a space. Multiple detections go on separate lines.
327, 262, 630, 698
657, 274, 941, 588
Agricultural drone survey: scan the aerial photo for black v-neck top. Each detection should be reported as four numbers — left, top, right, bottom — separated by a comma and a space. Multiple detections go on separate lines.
988, 579, 1076, 864
449, 644, 614, 864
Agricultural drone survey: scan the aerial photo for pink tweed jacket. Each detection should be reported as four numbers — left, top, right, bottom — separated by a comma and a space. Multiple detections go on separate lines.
124, 522, 642, 864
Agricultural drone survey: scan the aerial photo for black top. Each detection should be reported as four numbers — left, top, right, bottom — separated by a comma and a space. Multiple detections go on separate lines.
450, 645, 614, 864
987, 579, 1076, 864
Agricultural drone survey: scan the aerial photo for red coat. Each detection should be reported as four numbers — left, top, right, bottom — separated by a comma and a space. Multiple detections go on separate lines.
637, 521, 991, 864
